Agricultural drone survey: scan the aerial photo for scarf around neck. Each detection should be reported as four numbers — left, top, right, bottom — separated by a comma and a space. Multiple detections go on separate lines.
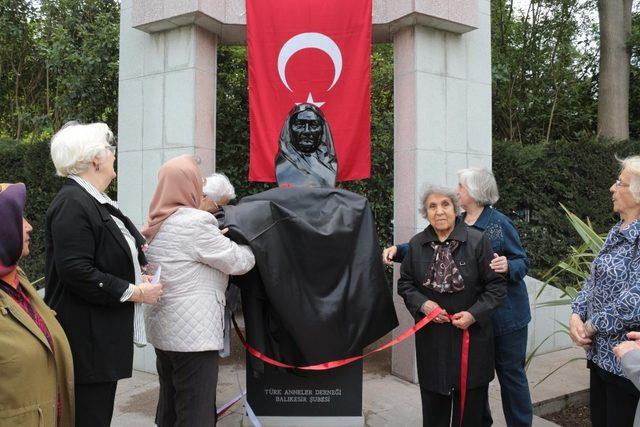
423, 240, 465, 293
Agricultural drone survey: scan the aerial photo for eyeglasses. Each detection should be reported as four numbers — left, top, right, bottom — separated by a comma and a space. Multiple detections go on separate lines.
615, 179, 630, 188
105, 145, 117, 155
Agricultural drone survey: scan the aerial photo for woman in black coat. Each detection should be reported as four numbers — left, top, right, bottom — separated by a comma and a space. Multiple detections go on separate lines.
44, 122, 163, 427
398, 186, 506, 427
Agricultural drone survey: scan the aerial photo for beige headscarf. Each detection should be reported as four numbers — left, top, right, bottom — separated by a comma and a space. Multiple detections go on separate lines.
142, 155, 203, 242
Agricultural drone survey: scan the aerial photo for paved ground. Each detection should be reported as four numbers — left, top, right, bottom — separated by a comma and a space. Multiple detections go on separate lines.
112, 333, 589, 426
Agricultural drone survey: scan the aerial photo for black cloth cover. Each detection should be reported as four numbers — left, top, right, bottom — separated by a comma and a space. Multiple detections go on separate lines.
218, 187, 398, 368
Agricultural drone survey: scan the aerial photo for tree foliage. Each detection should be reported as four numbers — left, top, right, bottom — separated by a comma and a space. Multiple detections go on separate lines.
492, 0, 598, 143
0, 0, 120, 139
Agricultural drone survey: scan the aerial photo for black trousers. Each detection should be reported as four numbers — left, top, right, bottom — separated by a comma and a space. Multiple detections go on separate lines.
74, 381, 118, 427
155, 349, 220, 427
420, 385, 489, 427
590, 364, 640, 427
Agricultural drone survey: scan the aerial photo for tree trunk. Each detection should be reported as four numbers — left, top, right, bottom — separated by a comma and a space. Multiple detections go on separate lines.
597, 0, 632, 141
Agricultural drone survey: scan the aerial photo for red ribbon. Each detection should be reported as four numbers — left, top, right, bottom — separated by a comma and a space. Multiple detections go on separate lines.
447, 314, 470, 427
232, 307, 471, 425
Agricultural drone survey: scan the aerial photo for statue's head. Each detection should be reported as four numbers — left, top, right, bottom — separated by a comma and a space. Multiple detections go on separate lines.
289, 108, 324, 154
275, 103, 337, 187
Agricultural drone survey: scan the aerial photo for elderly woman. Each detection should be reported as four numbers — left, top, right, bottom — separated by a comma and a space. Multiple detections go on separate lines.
571, 155, 640, 426
385, 168, 532, 426
44, 122, 163, 426
0, 183, 74, 426
201, 172, 236, 213
397, 186, 506, 427
143, 157, 255, 426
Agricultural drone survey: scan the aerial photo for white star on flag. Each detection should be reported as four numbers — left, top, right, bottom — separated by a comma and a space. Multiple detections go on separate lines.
296, 92, 325, 108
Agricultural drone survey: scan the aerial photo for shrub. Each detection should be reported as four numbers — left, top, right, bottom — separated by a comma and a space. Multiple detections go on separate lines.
0, 136, 61, 280
493, 137, 640, 276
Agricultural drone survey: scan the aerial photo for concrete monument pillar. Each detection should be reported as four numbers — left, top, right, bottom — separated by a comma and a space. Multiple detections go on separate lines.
118, 0, 490, 383
118, 0, 218, 231
391, 1, 492, 382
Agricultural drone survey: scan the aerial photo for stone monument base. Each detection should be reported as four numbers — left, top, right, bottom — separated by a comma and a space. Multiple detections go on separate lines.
246, 354, 363, 422
242, 415, 364, 426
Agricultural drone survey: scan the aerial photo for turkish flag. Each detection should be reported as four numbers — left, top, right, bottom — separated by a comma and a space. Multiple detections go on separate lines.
247, 0, 372, 182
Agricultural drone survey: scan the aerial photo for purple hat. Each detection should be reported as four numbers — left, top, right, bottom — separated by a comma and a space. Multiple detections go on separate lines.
0, 183, 26, 275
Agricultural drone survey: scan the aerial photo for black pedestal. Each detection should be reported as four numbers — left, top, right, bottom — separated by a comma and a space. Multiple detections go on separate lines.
246, 353, 363, 417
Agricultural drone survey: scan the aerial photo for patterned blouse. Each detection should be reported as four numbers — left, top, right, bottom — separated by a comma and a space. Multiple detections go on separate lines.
572, 219, 640, 377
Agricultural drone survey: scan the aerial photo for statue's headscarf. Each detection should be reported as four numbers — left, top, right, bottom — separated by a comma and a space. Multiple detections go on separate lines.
142, 155, 203, 242
0, 183, 26, 276
275, 103, 337, 179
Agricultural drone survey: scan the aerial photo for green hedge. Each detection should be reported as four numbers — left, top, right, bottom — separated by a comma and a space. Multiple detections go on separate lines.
493, 138, 640, 276
0, 136, 62, 280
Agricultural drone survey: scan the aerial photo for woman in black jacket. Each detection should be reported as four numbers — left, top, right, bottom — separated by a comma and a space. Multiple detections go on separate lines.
398, 186, 506, 427
44, 122, 163, 427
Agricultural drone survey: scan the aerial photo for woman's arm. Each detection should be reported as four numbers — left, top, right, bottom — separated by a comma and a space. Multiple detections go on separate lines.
50, 198, 130, 306
501, 218, 529, 283
571, 276, 592, 321
194, 219, 256, 276
397, 244, 429, 318
467, 235, 507, 324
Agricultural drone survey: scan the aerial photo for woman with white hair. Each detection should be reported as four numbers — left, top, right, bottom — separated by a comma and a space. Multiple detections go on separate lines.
397, 186, 506, 426
44, 121, 163, 426
200, 173, 236, 214
571, 156, 640, 426
385, 167, 532, 426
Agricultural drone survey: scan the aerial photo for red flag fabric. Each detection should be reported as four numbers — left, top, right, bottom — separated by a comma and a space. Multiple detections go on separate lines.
247, 0, 372, 182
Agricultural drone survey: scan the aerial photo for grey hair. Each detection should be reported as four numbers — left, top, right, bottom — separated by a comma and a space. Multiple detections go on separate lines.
457, 167, 500, 206
50, 122, 114, 177
418, 186, 461, 218
617, 155, 640, 202
203, 173, 236, 202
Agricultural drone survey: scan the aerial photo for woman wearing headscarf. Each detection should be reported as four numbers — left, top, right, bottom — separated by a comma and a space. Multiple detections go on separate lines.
397, 186, 506, 427
571, 155, 640, 426
142, 156, 255, 426
45, 122, 163, 426
0, 183, 74, 426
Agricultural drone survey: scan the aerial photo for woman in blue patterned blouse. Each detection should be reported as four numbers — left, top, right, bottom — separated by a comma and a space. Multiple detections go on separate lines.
571, 155, 640, 427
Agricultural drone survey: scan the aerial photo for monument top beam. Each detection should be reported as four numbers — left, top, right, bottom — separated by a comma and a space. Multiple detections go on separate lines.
131, 0, 478, 44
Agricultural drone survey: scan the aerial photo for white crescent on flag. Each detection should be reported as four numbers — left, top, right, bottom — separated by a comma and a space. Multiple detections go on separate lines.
277, 32, 343, 92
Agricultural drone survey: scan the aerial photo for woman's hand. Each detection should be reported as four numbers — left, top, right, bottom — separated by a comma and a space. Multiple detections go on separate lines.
613, 341, 640, 360
490, 253, 509, 274
569, 313, 592, 348
382, 246, 397, 266
451, 311, 475, 330
134, 281, 164, 304
422, 300, 449, 323
628, 331, 640, 341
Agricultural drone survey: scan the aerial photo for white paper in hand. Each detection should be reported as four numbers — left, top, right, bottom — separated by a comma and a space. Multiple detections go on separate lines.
151, 265, 162, 284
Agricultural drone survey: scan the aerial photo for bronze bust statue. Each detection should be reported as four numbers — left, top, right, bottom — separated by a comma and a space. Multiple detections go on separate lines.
274, 104, 338, 188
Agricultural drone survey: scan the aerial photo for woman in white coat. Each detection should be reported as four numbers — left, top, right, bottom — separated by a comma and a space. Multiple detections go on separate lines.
142, 156, 255, 426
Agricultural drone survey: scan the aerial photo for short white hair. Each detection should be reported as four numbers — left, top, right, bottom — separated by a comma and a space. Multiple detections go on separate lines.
203, 173, 236, 202
618, 155, 640, 202
419, 186, 461, 218
50, 122, 114, 177
457, 167, 500, 206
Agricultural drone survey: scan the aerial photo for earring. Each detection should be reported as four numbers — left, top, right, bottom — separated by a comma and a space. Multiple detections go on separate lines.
95, 165, 100, 172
